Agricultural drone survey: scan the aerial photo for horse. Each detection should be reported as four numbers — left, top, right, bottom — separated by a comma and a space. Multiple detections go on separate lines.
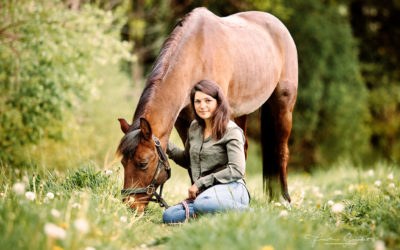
117, 7, 298, 212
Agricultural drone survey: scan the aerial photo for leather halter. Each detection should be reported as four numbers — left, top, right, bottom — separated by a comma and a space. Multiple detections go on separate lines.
120, 135, 171, 209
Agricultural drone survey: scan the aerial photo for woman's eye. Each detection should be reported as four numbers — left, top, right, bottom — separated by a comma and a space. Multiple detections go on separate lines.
138, 162, 148, 169
206, 99, 212, 103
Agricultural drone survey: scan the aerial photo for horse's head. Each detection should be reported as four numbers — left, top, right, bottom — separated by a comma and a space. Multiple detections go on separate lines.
117, 117, 170, 212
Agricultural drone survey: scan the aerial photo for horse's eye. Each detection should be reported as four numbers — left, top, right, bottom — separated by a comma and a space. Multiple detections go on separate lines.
138, 162, 148, 169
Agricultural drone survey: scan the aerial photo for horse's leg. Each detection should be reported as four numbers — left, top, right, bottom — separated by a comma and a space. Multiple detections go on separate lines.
234, 115, 249, 159
261, 80, 297, 203
174, 105, 194, 184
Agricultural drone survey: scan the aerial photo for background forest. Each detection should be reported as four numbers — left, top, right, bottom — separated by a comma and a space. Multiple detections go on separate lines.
2, 0, 399, 170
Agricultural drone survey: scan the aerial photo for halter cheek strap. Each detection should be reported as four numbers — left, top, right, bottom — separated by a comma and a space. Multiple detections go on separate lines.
120, 135, 171, 209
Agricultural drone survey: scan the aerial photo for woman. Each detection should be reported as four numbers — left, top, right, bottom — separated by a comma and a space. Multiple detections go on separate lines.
163, 79, 250, 223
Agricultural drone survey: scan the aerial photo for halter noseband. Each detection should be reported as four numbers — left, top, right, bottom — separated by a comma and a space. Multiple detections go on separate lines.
120, 135, 171, 209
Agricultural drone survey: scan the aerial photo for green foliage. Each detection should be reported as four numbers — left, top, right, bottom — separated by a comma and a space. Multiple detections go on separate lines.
349, 0, 400, 161
62, 167, 110, 191
0, 0, 131, 165
284, 0, 370, 166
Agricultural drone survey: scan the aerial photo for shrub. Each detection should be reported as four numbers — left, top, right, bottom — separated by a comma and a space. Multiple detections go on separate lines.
0, 0, 131, 165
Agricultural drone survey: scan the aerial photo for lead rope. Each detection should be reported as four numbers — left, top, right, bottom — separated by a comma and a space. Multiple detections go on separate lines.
181, 198, 196, 222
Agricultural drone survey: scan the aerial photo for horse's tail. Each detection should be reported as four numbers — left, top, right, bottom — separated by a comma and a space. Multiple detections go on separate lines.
260, 100, 280, 200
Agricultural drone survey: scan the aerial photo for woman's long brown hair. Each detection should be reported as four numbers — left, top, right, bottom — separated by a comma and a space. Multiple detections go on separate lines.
190, 79, 231, 140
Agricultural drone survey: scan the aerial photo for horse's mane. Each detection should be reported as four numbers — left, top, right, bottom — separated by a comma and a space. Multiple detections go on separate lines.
117, 130, 140, 158
131, 11, 196, 130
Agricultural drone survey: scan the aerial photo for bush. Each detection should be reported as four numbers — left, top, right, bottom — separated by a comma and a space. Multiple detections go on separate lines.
0, 0, 131, 165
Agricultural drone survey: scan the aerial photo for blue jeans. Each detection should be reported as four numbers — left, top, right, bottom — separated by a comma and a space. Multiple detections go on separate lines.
162, 182, 249, 223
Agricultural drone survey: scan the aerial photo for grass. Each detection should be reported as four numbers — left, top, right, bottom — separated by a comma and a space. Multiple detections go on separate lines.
0, 161, 399, 249
1, 63, 399, 249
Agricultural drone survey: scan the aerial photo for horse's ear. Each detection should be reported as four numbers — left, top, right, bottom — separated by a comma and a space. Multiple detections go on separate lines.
140, 117, 152, 140
118, 118, 131, 134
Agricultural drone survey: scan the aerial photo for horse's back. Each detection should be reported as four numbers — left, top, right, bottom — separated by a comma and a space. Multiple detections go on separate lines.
180, 8, 298, 115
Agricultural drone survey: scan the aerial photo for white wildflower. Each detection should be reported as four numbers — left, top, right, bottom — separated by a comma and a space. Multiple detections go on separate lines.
367, 169, 374, 176
120, 216, 127, 223
51, 209, 60, 218
74, 218, 90, 234
374, 180, 381, 187
46, 192, 55, 200
388, 183, 395, 188
25, 191, 36, 201
374, 240, 386, 250
274, 202, 282, 207
331, 203, 345, 214
14, 169, 20, 174
12, 182, 25, 195
140, 244, 147, 248
387, 173, 393, 180
327, 200, 334, 206
105, 170, 113, 175
279, 210, 288, 218
316, 192, 324, 198
85, 247, 96, 250
72, 203, 81, 209
333, 190, 342, 195
44, 223, 66, 239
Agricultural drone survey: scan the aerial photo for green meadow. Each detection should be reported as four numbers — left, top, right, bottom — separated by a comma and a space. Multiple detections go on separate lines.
1, 64, 399, 250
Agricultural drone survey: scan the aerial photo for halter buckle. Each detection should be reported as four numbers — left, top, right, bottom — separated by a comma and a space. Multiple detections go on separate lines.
146, 185, 155, 195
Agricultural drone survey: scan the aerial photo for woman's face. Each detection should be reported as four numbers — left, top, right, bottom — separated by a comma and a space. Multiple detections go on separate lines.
194, 91, 218, 122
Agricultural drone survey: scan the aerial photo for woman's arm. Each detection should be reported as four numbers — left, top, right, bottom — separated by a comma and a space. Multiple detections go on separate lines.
194, 128, 246, 190
167, 139, 190, 169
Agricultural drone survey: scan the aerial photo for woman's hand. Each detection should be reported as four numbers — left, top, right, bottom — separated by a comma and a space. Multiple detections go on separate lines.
188, 184, 199, 199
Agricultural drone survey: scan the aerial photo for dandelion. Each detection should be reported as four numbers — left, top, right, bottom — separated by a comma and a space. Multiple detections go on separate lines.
387, 173, 393, 180
374, 240, 386, 250
47, 192, 55, 199
25, 191, 36, 201
120, 216, 127, 223
374, 180, 381, 187
51, 209, 61, 218
72, 203, 81, 209
388, 183, 395, 188
279, 210, 288, 218
13, 182, 25, 195
331, 203, 345, 214
367, 169, 374, 176
44, 223, 66, 239
327, 200, 334, 206
105, 170, 113, 175
74, 218, 89, 234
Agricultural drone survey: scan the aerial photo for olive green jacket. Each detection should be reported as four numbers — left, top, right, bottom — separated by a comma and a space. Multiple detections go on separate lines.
167, 120, 246, 191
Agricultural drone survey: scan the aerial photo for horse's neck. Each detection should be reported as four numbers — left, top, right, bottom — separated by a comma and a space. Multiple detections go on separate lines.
142, 73, 195, 145
135, 16, 205, 146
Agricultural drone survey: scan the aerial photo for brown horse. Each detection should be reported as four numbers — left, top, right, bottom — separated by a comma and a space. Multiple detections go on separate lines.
117, 7, 298, 212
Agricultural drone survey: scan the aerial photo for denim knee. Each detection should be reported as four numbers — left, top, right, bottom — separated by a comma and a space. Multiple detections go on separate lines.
162, 209, 174, 223
163, 206, 183, 223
